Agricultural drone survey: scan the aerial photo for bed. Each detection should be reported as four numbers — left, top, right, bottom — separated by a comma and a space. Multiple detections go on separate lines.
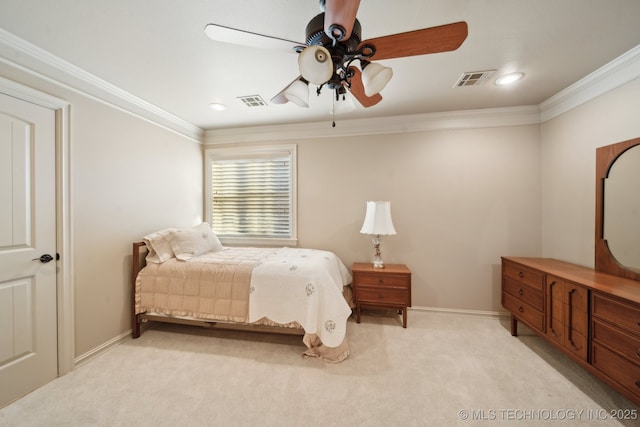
131, 223, 354, 362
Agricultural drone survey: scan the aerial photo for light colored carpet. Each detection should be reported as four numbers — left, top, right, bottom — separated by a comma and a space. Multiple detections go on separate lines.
1, 310, 639, 426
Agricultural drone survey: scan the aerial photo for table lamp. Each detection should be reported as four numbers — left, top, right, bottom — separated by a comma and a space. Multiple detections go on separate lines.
360, 201, 396, 268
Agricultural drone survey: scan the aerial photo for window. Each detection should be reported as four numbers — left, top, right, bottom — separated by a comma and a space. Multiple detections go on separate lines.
205, 145, 297, 246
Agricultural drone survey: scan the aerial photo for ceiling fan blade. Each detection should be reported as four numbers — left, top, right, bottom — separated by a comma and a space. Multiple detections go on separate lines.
360, 21, 468, 61
348, 67, 382, 108
324, 0, 361, 41
204, 24, 304, 52
270, 76, 304, 104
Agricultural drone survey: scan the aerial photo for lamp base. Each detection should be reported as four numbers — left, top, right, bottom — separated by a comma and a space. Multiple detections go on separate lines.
372, 257, 385, 269
371, 235, 385, 268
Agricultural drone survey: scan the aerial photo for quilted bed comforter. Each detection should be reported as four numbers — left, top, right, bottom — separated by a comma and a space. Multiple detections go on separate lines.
135, 246, 353, 359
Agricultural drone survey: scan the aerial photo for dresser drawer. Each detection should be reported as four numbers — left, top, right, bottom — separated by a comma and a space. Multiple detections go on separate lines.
592, 293, 640, 335
503, 277, 544, 310
357, 288, 408, 306
503, 291, 544, 332
503, 261, 544, 292
593, 319, 640, 364
355, 273, 409, 288
592, 343, 640, 400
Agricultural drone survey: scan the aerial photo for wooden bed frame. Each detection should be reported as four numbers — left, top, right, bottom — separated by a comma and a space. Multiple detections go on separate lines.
131, 242, 304, 339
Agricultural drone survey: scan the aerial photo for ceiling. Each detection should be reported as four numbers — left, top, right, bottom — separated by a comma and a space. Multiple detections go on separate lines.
1, 0, 640, 132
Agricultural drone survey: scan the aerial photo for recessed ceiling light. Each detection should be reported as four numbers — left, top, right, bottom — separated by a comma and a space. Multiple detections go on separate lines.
495, 72, 525, 86
209, 102, 227, 111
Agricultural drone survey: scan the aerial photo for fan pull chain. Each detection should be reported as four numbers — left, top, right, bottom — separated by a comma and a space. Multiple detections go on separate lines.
332, 96, 336, 127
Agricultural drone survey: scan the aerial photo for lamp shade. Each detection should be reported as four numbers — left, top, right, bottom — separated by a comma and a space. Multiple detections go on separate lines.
360, 201, 396, 235
284, 79, 309, 107
362, 62, 393, 96
298, 45, 334, 85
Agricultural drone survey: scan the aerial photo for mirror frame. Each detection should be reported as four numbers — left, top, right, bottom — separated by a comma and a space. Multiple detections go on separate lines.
595, 136, 640, 281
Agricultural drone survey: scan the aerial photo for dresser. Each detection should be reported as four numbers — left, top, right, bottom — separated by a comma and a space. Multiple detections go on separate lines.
352, 263, 411, 327
502, 257, 640, 405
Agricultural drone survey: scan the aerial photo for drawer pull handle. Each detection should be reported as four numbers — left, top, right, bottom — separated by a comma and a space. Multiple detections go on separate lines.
518, 272, 524, 278
636, 350, 640, 359
637, 321, 640, 328
378, 279, 384, 284
518, 306, 524, 313
636, 380, 640, 389
518, 289, 524, 296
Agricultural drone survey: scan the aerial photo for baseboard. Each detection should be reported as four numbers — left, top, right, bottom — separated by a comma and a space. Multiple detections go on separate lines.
74, 330, 132, 368
409, 305, 510, 318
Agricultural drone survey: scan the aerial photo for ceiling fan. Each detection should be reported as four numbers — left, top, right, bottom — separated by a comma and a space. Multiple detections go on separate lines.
204, 0, 468, 111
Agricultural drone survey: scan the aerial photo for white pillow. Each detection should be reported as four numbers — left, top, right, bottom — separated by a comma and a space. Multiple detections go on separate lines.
169, 222, 223, 261
143, 228, 176, 263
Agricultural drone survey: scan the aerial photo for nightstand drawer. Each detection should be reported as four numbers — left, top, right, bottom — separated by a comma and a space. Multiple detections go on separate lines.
355, 273, 409, 288
357, 288, 408, 305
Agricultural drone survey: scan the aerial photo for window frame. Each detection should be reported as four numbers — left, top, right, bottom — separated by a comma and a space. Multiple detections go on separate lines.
204, 144, 297, 246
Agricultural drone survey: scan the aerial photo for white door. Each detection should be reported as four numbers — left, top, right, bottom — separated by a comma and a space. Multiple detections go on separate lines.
0, 92, 57, 407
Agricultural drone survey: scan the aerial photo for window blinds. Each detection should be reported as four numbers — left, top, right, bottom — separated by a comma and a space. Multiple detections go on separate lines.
211, 156, 291, 238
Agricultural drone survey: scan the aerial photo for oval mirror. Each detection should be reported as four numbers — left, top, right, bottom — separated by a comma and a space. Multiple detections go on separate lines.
604, 144, 640, 273
595, 137, 640, 281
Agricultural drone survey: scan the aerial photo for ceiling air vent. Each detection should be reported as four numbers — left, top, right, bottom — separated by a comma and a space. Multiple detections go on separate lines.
454, 70, 496, 87
237, 95, 268, 107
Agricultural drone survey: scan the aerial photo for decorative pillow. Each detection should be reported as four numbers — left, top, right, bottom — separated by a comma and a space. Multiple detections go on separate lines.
143, 228, 176, 263
169, 222, 223, 261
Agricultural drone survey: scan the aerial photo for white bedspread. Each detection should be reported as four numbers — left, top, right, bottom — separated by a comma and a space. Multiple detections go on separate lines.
248, 247, 353, 348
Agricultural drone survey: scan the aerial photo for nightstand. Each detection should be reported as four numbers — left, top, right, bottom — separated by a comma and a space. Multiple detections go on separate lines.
351, 263, 412, 328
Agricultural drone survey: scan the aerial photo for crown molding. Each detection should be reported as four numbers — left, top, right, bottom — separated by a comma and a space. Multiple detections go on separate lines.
0, 28, 203, 142
539, 44, 640, 122
205, 105, 541, 144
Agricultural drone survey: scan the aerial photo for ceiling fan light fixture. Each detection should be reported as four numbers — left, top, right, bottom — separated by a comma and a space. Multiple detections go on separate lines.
495, 72, 525, 86
298, 45, 334, 85
361, 62, 393, 96
284, 79, 310, 107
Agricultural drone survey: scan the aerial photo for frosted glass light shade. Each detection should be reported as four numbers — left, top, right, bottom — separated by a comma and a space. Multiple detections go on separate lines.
360, 201, 396, 235
284, 79, 309, 107
298, 45, 333, 85
495, 72, 524, 86
362, 62, 393, 96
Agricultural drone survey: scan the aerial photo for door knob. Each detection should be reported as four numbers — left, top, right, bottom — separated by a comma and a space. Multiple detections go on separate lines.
33, 254, 55, 263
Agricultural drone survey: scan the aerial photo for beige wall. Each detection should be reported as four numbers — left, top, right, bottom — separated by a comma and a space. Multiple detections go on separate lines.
209, 124, 542, 312
71, 101, 203, 356
540, 77, 640, 267
0, 62, 203, 358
